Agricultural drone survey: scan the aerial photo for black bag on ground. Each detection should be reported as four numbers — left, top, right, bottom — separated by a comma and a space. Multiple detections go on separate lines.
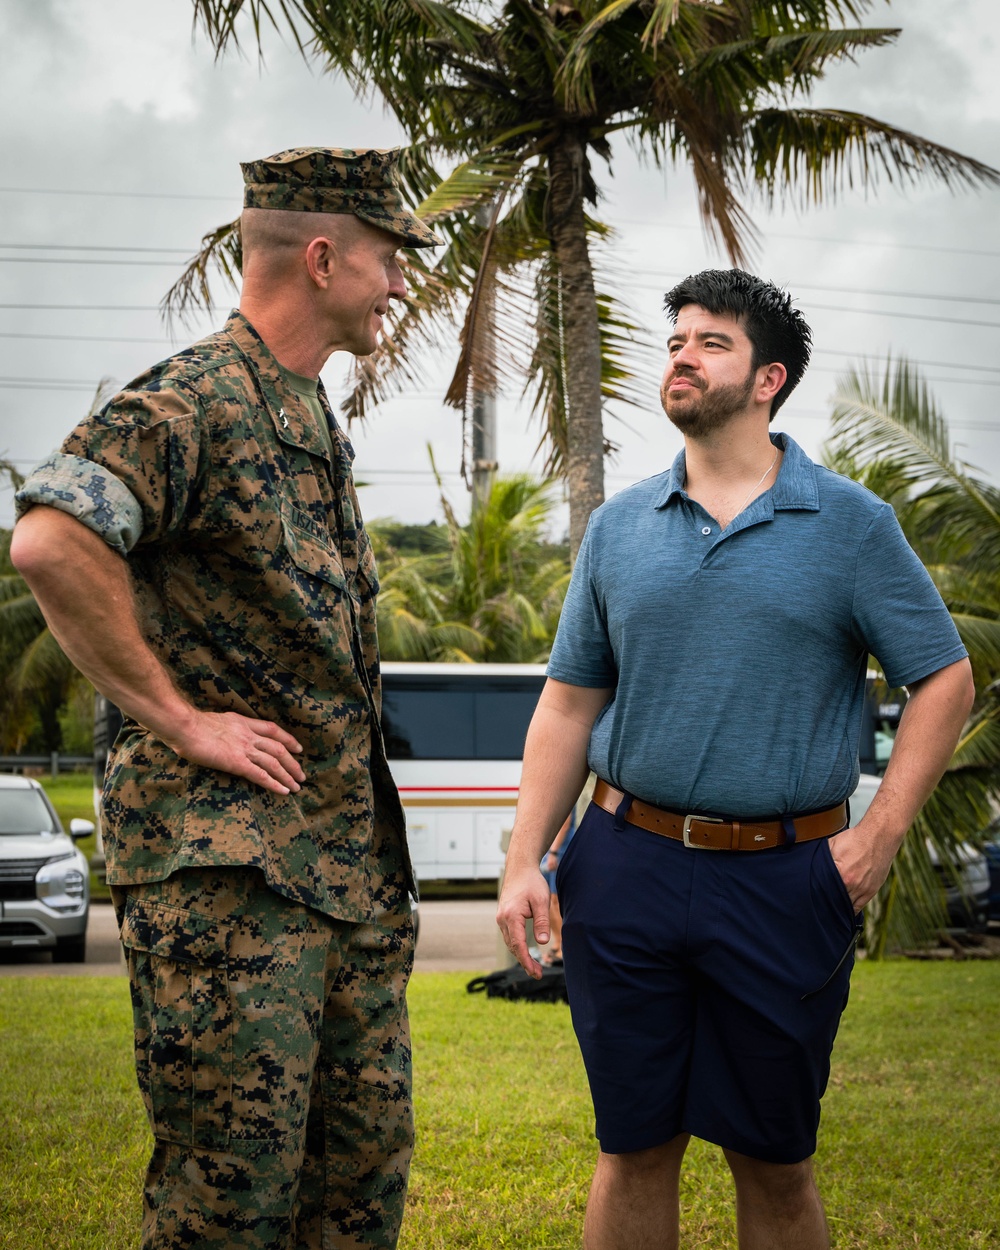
466, 965, 568, 1003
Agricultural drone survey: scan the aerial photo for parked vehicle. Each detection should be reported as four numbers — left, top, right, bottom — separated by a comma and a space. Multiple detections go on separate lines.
849, 773, 990, 932
0, 775, 93, 961
373, 662, 546, 881
978, 820, 1000, 923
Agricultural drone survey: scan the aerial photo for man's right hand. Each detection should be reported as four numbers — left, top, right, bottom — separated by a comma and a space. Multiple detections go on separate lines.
164, 710, 305, 796
497, 866, 552, 979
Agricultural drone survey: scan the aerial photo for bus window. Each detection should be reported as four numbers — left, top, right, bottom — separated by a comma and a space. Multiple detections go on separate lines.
381, 689, 475, 759
474, 689, 541, 760
380, 675, 545, 761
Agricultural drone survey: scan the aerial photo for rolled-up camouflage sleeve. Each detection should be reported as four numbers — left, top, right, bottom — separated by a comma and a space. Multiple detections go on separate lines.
15, 383, 208, 554
15, 452, 144, 557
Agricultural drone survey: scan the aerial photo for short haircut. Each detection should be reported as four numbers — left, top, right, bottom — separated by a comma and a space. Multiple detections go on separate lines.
663, 269, 812, 417
240, 207, 365, 270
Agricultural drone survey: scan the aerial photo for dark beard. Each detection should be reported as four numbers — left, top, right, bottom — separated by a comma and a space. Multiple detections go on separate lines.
661, 368, 756, 437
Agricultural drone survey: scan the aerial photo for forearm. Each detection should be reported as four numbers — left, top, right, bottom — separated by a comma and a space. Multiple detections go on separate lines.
12, 504, 304, 794
11, 506, 195, 741
506, 680, 610, 871
861, 658, 976, 849
831, 657, 976, 910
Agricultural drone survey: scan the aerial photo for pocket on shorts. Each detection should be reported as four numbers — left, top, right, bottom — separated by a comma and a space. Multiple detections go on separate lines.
815, 836, 859, 928
120, 897, 234, 1150
554, 804, 592, 896
802, 839, 863, 1000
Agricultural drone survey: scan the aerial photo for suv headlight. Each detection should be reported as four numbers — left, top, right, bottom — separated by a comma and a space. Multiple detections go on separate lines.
36, 854, 87, 910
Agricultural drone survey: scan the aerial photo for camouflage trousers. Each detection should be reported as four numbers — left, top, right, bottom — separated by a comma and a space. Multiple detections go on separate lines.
112, 867, 414, 1250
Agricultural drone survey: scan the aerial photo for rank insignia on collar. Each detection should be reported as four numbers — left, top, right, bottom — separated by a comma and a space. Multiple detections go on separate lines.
279, 408, 289, 429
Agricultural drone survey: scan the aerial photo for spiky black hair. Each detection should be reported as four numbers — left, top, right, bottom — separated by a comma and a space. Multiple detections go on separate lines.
663, 269, 812, 417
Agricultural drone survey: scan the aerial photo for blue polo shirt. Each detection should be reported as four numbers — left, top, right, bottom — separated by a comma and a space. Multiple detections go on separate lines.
547, 433, 967, 818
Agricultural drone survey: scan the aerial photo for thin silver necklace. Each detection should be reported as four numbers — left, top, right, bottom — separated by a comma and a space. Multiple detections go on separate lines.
734, 447, 779, 518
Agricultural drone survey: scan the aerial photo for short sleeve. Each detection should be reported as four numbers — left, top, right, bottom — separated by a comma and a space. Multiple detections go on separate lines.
546, 514, 618, 688
852, 504, 968, 687
15, 385, 208, 555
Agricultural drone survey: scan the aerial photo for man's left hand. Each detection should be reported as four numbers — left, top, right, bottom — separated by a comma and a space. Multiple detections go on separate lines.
826, 823, 897, 912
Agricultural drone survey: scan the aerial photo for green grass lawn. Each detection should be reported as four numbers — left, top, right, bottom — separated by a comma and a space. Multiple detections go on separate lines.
1, 964, 998, 1249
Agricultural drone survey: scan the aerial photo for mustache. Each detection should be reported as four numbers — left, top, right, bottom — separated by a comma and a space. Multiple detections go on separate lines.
663, 368, 705, 390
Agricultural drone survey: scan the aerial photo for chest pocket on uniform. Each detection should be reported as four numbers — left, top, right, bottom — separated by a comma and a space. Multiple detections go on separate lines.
282, 505, 349, 590
234, 504, 356, 690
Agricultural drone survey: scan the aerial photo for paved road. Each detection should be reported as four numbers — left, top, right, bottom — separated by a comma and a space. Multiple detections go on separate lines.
0, 897, 506, 977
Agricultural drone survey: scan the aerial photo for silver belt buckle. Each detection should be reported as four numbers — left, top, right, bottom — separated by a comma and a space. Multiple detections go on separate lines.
683, 813, 724, 849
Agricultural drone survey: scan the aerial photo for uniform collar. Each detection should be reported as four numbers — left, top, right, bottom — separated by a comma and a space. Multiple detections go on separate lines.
654, 431, 819, 513
224, 311, 351, 465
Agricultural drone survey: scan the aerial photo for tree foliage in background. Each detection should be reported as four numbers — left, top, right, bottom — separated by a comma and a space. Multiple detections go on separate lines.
826, 358, 1000, 955
0, 527, 84, 754
176, 0, 1000, 556
371, 462, 569, 663
0, 389, 114, 755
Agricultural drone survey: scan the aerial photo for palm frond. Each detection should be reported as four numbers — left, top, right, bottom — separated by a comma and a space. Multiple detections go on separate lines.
950, 707, 1000, 775
443, 195, 511, 410
694, 27, 899, 89
11, 628, 73, 697
161, 218, 240, 327
830, 358, 1000, 566
342, 251, 461, 424
525, 252, 645, 475
416, 155, 525, 221
746, 108, 1000, 209
949, 615, 1000, 686
0, 456, 25, 492
191, 0, 304, 57
672, 113, 761, 265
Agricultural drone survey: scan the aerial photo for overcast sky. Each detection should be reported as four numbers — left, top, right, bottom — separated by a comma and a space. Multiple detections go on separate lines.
2, 0, 998, 534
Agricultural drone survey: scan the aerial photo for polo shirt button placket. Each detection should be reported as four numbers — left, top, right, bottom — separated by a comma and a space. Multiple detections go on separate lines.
701, 526, 712, 536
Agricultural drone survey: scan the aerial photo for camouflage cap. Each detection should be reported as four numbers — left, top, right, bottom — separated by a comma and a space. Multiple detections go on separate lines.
240, 147, 440, 248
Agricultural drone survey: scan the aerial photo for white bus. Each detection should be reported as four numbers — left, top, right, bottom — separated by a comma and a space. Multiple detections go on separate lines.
93, 664, 546, 884
381, 662, 546, 881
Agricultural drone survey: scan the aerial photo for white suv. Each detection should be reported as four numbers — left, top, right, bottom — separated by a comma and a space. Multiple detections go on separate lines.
0, 775, 93, 962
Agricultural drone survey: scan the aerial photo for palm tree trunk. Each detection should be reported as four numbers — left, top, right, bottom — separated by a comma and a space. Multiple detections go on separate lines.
548, 135, 605, 560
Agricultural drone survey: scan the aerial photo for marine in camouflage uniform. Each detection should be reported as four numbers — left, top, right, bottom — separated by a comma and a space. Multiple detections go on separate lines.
14, 148, 439, 1250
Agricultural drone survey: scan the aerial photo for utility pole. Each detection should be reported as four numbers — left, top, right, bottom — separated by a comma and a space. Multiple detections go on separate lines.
470, 203, 498, 513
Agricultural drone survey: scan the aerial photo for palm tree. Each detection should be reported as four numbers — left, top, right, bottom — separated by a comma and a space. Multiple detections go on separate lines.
826, 358, 1000, 955
0, 527, 81, 753
176, 0, 999, 556
371, 460, 570, 662
0, 387, 114, 753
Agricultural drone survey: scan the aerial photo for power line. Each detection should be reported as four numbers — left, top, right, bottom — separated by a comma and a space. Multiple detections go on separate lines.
613, 215, 1000, 260
0, 332, 175, 344
0, 243, 190, 255
812, 348, 1000, 376
805, 302, 1000, 330
804, 366, 1000, 387
0, 376, 97, 384
0, 186, 232, 202
799, 284, 1000, 309
0, 383, 98, 391
0, 303, 165, 311
631, 275, 1000, 315
1, 308, 998, 379
0, 257, 181, 267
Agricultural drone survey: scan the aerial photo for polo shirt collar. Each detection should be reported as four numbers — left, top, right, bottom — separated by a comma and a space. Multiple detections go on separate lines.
654, 431, 819, 513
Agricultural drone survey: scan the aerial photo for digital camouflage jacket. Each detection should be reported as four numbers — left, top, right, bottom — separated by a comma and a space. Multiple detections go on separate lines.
16, 312, 413, 922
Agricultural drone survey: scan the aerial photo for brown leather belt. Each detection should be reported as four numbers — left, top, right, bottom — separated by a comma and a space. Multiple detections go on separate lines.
592, 779, 848, 851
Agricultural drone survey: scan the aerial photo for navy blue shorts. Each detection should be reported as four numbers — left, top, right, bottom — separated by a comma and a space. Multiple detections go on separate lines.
556, 800, 860, 1165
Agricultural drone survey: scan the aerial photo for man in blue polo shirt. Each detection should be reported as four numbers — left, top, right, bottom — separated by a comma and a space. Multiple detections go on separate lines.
497, 270, 974, 1249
